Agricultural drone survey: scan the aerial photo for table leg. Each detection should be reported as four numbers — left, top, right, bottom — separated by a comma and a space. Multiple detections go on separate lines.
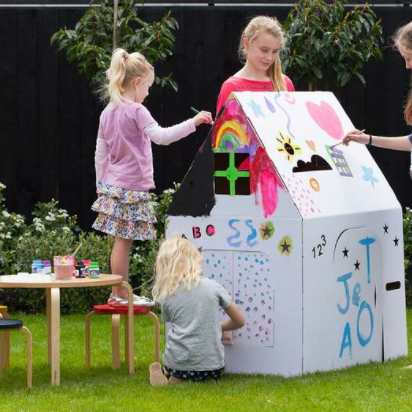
46, 289, 51, 364
121, 281, 134, 374
47, 288, 60, 386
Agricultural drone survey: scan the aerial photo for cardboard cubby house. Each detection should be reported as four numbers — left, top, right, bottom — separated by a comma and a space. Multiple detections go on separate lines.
166, 91, 408, 376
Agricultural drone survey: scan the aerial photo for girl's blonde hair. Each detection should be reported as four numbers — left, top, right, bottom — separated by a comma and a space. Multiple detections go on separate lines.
238, 16, 287, 92
104, 48, 153, 105
152, 237, 203, 302
393, 21, 412, 125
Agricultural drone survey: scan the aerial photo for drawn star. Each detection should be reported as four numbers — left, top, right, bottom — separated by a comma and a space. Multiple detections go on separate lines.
383, 224, 389, 234
248, 99, 265, 118
259, 222, 275, 240
393, 236, 399, 247
361, 166, 379, 188
281, 241, 290, 253
354, 260, 360, 270
342, 247, 349, 258
278, 235, 293, 256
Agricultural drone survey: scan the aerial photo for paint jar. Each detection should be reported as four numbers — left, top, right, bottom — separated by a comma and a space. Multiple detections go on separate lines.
42, 260, 51, 275
53, 255, 75, 280
74, 261, 87, 278
83, 259, 91, 277
89, 262, 99, 279
31, 260, 43, 274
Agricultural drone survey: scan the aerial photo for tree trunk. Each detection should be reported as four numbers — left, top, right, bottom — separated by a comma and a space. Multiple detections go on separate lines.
113, 0, 118, 51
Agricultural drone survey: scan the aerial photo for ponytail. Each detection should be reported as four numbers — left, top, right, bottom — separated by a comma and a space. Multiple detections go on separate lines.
105, 48, 128, 105
102, 48, 154, 105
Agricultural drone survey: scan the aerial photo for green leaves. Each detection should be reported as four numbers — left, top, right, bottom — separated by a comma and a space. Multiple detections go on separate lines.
51, 0, 179, 92
0, 181, 179, 312
282, 0, 383, 90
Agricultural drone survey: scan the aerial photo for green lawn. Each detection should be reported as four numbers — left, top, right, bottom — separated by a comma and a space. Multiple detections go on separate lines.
1, 310, 412, 412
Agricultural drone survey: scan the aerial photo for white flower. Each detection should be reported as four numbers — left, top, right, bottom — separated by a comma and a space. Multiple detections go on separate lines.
0, 183, 6, 190
5, 232, 11, 239
45, 214, 56, 222
62, 226, 71, 232
2, 211, 10, 218
0, 233, 5, 239
34, 220, 45, 232
58, 209, 69, 218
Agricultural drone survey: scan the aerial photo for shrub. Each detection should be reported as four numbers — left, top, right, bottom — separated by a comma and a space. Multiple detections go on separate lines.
282, 0, 383, 91
0, 182, 177, 313
51, 0, 179, 91
403, 208, 412, 305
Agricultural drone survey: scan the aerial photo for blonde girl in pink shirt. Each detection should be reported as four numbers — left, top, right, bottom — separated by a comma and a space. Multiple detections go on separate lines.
92, 48, 213, 305
216, 16, 295, 115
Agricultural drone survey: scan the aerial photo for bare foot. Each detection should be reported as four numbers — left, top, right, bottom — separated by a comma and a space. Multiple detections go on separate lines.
149, 362, 168, 387
168, 376, 185, 385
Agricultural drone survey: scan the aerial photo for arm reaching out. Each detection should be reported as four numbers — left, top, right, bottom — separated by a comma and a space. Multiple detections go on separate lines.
143, 111, 213, 146
221, 302, 246, 332
343, 130, 412, 151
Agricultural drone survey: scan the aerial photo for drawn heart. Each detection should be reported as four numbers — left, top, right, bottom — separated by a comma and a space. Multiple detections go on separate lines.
306, 101, 343, 140
305, 140, 316, 152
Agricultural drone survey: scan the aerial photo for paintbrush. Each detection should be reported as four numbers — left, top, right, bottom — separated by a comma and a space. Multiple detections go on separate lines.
190, 107, 214, 125
330, 129, 365, 149
71, 242, 83, 258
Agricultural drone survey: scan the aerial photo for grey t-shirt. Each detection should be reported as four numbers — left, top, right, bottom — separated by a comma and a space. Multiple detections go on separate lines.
161, 277, 231, 371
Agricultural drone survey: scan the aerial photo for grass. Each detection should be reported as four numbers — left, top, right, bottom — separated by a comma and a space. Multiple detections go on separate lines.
0, 310, 412, 412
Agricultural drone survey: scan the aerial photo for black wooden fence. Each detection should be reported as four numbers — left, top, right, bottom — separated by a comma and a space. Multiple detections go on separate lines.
1, 1, 412, 230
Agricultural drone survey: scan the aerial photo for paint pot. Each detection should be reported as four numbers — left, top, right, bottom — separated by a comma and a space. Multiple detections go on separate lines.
31, 260, 43, 274
74, 261, 87, 278
53, 255, 75, 280
89, 262, 99, 279
54, 264, 74, 280
42, 260, 51, 275
83, 259, 91, 277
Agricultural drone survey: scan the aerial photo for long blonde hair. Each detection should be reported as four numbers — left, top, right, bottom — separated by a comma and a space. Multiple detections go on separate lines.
103, 48, 153, 105
152, 237, 203, 302
393, 21, 412, 125
238, 16, 287, 92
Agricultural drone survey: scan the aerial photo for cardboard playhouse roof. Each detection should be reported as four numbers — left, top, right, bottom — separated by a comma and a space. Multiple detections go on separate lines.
168, 91, 400, 220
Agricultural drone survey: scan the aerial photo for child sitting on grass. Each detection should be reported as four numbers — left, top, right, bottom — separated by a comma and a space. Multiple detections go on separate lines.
149, 237, 245, 385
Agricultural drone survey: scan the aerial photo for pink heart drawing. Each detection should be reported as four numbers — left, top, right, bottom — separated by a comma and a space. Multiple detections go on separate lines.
306, 101, 343, 140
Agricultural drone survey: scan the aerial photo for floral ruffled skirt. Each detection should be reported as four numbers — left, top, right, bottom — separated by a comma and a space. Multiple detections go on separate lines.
91, 182, 156, 240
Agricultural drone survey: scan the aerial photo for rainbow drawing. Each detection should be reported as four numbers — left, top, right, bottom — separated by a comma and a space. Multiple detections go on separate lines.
215, 120, 249, 150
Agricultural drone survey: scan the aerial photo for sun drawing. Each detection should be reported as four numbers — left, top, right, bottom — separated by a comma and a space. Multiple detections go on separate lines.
276, 131, 302, 162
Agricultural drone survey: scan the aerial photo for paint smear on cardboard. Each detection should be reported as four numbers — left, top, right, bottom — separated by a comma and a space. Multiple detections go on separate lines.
251, 147, 284, 217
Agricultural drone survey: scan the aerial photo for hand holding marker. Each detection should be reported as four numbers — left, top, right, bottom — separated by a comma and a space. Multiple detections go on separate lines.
190, 107, 214, 125
330, 129, 365, 149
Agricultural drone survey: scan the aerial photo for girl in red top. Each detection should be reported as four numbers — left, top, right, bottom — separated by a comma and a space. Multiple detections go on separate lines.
216, 16, 295, 115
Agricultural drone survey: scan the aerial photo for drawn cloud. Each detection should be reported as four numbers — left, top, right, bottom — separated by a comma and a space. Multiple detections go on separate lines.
292, 155, 332, 173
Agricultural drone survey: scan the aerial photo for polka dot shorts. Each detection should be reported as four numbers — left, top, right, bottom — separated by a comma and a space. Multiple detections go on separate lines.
163, 366, 224, 382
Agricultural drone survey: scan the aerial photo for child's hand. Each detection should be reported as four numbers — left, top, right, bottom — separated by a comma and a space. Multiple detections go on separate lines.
192, 111, 213, 126
343, 130, 369, 146
221, 331, 234, 345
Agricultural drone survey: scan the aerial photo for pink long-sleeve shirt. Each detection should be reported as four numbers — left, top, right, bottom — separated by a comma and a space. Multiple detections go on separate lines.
95, 100, 196, 192
216, 75, 295, 115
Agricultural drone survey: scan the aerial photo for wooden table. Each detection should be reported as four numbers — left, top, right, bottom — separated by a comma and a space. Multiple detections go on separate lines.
0, 274, 134, 386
